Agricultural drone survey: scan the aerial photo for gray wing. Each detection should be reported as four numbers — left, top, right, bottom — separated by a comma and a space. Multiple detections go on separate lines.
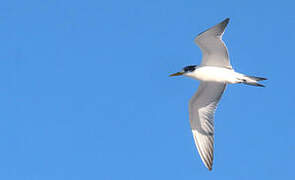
189, 82, 226, 170
194, 18, 231, 69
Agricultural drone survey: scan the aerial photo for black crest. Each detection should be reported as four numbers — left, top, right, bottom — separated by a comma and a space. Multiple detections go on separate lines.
183, 65, 197, 72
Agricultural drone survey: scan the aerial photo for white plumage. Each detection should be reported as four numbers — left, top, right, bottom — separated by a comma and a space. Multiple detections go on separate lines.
170, 18, 266, 170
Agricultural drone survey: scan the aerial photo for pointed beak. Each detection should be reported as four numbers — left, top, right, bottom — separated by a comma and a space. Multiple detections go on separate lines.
169, 72, 184, 77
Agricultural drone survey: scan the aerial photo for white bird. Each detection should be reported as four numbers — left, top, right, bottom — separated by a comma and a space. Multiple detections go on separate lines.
170, 18, 266, 171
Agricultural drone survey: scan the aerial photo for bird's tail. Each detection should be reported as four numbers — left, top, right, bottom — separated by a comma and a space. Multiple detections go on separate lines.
240, 75, 267, 87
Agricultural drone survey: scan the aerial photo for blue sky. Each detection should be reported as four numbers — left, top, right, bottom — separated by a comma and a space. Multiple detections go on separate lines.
0, 0, 294, 179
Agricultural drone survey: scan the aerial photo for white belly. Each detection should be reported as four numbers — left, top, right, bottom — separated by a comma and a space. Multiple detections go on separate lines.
186, 66, 242, 84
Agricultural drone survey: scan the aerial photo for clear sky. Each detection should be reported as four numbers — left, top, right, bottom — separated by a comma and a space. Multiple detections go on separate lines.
0, 0, 294, 179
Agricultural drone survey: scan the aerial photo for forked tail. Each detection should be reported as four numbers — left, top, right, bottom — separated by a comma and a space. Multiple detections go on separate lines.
241, 75, 267, 87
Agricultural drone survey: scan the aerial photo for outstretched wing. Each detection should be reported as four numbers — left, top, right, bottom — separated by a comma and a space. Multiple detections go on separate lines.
189, 82, 226, 170
194, 18, 231, 69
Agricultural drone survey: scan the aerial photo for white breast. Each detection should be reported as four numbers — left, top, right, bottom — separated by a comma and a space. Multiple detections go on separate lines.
185, 66, 242, 84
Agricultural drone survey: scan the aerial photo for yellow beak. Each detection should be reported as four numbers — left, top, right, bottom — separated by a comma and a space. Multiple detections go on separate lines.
169, 72, 184, 77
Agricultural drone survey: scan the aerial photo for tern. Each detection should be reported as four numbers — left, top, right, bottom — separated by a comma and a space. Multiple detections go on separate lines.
170, 18, 266, 171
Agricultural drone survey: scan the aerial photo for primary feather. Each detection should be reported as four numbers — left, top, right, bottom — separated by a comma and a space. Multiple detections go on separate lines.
194, 18, 231, 69
189, 82, 226, 170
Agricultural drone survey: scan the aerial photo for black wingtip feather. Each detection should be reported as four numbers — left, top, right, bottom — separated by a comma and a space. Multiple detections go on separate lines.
224, 18, 230, 22
222, 18, 230, 26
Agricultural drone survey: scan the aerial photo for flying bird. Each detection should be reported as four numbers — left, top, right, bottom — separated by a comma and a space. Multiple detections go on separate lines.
170, 18, 266, 171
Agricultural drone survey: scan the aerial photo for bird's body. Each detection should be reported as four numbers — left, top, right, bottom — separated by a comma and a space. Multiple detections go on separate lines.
186, 66, 243, 84
170, 18, 266, 171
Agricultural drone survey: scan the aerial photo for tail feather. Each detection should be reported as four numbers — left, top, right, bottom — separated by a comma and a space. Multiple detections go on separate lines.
243, 82, 265, 87
241, 75, 267, 87
247, 76, 267, 81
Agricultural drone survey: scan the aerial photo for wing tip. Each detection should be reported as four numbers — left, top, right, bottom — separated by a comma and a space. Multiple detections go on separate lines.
192, 130, 214, 171
222, 18, 230, 27
208, 166, 213, 171
224, 18, 230, 23
204, 158, 213, 171
194, 18, 230, 40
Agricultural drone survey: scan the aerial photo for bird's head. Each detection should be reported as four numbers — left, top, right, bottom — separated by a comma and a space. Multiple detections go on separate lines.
169, 65, 197, 77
